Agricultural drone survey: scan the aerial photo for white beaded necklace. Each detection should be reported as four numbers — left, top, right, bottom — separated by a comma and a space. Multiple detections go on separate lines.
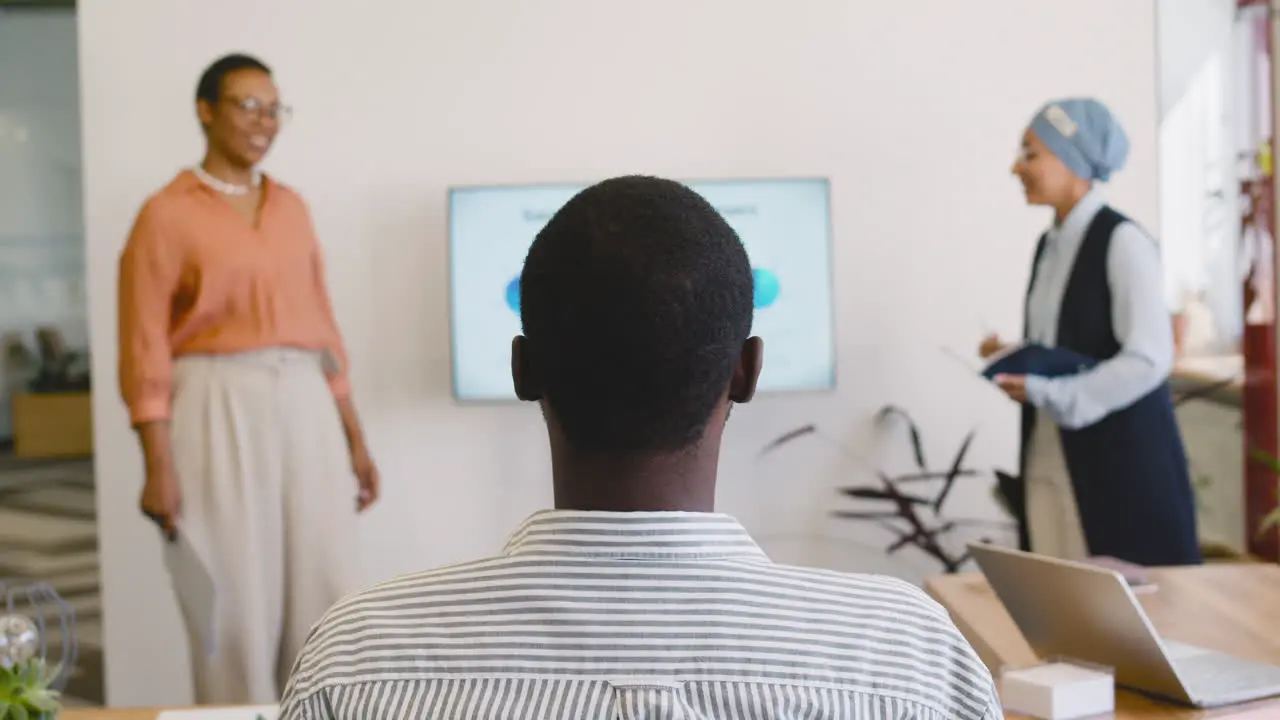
192, 165, 262, 196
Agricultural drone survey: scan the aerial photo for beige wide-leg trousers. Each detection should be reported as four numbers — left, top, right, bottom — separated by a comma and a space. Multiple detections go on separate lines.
1025, 408, 1090, 560
169, 348, 360, 704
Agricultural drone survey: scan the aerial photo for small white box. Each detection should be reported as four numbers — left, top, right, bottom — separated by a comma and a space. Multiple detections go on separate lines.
1000, 658, 1115, 720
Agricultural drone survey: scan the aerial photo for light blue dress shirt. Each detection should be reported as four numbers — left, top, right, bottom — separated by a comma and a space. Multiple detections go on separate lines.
1023, 188, 1174, 430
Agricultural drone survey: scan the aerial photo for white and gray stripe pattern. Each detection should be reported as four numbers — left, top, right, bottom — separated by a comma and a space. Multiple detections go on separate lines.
280, 511, 1001, 719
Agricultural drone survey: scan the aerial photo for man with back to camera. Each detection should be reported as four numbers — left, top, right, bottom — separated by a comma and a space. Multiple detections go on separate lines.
278, 176, 1002, 719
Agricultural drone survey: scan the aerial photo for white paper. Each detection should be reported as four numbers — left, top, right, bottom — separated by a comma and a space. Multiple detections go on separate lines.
940, 342, 1030, 382
163, 530, 217, 656
157, 705, 278, 720
940, 345, 984, 375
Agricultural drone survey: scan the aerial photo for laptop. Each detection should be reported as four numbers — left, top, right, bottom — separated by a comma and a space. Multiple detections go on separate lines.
968, 543, 1280, 708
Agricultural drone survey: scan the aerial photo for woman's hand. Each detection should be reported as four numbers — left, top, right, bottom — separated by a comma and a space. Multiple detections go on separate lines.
993, 374, 1028, 403
351, 440, 380, 512
333, 396, 379, 512
140, 464, 181, 540
978, 333, 1006, 359
137, 421, 181, 540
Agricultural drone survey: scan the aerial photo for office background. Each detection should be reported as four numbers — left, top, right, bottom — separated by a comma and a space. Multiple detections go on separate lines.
72, 0, 1160, 707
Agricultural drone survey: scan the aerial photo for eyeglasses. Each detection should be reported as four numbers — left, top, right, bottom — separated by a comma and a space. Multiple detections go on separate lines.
224, 95, 293, 124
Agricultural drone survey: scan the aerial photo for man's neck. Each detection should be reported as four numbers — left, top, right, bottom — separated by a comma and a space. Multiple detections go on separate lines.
551, 447, 719, 513
201, 152, 255, 186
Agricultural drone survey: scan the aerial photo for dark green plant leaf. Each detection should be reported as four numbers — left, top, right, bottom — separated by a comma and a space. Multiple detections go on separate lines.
1249, 446, 1280, 472
840, 486, 930, 505
759, 425, 816, 455
1247, 446, 1280, 537
933, 429, 976, 512
875, 405, 926, 469
1260, 507, 1280, 534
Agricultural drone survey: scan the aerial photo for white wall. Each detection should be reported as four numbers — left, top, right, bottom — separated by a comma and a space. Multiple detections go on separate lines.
0, 8, 87, 437
1157, 0, 1236, 120
1155, 0, 1243, 345
78, 0, 1159, 707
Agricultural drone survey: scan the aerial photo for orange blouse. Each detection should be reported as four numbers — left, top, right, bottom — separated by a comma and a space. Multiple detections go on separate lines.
117, 170, 351, 425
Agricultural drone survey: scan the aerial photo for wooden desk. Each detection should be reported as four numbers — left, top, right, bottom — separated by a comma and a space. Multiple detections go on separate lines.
62, 707, 266, 719
62, 710, 258, 719
927, 563, 1280, 719
1170, 355, 1243, 413
64, 707, 157, 712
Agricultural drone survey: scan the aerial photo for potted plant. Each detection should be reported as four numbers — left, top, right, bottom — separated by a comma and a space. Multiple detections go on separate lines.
0, 582, 76, 719
6, 326, 93, 458
0, 658, 61, 720
760, 405, 1016, 573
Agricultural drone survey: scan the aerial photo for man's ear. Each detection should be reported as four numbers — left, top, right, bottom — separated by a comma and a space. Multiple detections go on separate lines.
511, 336, 543, 401
728, 336, 763, 403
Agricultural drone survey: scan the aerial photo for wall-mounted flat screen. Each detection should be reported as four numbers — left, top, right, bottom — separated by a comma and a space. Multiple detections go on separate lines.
448, 177, 836, 401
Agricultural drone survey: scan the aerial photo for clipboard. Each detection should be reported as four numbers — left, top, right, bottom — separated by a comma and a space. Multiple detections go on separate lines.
941, 343, 1096, 382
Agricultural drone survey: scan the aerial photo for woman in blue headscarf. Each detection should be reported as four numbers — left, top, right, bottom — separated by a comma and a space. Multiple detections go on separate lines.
979, 98, 1202, 566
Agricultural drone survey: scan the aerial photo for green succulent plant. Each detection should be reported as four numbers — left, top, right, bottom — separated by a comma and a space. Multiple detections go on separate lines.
0, 659, 61, 720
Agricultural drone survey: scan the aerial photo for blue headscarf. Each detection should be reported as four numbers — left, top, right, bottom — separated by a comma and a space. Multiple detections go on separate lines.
1028, 98, 1130, 182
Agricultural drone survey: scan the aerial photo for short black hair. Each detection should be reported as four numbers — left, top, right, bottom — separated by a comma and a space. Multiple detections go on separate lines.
520, 175, 754, 456
195, 53, 271, 105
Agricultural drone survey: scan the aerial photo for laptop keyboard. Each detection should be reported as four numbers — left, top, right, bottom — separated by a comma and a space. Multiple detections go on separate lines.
1165, 641, 1280, 700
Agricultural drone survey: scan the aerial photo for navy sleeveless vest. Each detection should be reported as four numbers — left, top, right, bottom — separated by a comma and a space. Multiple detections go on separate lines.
1019, 207, 1202, 566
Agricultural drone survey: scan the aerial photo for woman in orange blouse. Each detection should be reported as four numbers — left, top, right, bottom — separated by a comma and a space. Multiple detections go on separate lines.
117, 54, 378, 704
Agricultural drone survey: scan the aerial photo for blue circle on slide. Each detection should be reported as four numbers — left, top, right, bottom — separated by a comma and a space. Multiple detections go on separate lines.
753, 268, 780, 309
506, 276, 521, 314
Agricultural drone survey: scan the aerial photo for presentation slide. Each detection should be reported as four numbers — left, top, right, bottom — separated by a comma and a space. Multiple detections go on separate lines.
448, 178, 836, 401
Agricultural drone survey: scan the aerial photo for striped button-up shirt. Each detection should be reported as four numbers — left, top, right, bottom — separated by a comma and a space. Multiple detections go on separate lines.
279, 511, 1002, 719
